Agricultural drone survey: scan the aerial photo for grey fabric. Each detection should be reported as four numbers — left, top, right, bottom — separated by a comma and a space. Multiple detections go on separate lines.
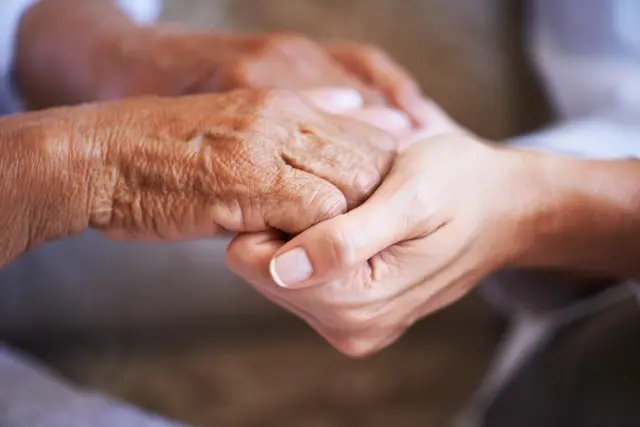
0, 345, 189, 427
456, 278, 635, 427
478, 269, 634, 315
481, 300, 640, 427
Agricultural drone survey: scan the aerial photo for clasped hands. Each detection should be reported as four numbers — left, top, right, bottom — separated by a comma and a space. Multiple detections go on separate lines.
44, 84, 527, 359
13, 11, 544, 356
225, 90, 537, 358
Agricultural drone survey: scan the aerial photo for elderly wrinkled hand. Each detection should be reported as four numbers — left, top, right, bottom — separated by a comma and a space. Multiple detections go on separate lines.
226, 103, 542, 357
108, 29, 430, 124
0, 88, 403, 267
17, 0, 430, 125
110, 30, 430, 124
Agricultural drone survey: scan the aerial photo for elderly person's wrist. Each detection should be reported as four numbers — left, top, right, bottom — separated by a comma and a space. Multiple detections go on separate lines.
0, 110, 99, 265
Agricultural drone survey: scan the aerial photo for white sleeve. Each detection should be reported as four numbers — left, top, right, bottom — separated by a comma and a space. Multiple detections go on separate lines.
512, 0, 640, 160
509, 106, 640, 160
0, 0, 163, 115
114, 0, 163, 25
0, 0, 39, 115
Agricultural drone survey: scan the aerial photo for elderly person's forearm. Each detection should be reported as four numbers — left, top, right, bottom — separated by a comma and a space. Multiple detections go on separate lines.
15, 0, 147, 109
0, 109, 93, 266
0, 89, 397, 270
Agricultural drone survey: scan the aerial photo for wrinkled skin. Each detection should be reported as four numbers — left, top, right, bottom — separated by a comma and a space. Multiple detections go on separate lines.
0, 88, 396, 268
103, 29, 375, 102
102, 28, 430, 125
17, 0, 429, 125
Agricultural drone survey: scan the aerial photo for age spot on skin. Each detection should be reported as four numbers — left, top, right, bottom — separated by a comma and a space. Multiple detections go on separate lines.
298, 125, 314, 135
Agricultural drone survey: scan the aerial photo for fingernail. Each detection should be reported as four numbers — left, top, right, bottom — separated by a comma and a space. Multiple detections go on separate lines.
305, 88, 363, 114
270, 247, 313, 288
349, 107, 411, 135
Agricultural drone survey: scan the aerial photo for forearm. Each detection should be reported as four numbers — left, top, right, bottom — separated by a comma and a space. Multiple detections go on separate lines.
15, 0, 140, 109
515, 150, 640, 279
0, 110, 95, 268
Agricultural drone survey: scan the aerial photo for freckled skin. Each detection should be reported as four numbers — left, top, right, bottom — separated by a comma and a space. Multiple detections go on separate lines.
0, 89, 396, 269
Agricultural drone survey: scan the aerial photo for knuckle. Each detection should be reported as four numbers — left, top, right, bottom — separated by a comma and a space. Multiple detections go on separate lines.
308, 186, 346, 218
260, 31, 312, 55
262, 88, 306, 112
336, 307, 379, 330
266, 179, 345, 233
335, 336, 380, 359
348, 166, 381, 204
356, 43, 386, 63
221, 61, 253, 89
224, 240, 244, 273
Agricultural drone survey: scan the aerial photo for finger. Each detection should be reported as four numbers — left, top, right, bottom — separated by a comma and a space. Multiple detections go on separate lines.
402, 105, 463, 148
267, 208, 390, 289
268, 162, 429, 288
396, 100, 466, 151
301, 87, 364, 114
326, 43, 427, 126
303, 89, 410, 136
226, 231, 332, 327
226, 231, 284, 286
346, 107, 412, 136
261, 168, 348, 235
326, 325, 407, 358
303, 89, 411, 136
282, 119, 396, 209
227, 233, 418, 359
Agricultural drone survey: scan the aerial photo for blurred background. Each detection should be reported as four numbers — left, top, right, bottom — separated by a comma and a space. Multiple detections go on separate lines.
16, 1, 555, 426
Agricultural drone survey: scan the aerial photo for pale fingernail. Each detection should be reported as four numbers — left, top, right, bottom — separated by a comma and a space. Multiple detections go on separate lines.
304, 88, 363, 114
349, 107, 411, 135
270, 247, 313, 288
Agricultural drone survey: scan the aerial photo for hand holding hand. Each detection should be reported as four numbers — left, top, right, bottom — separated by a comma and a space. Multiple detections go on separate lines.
226, 107, 540, 357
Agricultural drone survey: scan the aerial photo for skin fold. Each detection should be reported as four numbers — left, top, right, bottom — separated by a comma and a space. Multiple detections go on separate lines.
0, 89, 397, 270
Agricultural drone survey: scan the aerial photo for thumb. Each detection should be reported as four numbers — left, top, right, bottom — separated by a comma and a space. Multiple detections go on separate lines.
269, 172, 413, 289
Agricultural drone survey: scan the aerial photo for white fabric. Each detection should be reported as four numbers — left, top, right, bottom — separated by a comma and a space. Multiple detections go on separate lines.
0, 0, 38, 114
519, 0, 640, 158
115, 0, 162, 25
0, 0, 162, 115
0, 344, 187, 427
